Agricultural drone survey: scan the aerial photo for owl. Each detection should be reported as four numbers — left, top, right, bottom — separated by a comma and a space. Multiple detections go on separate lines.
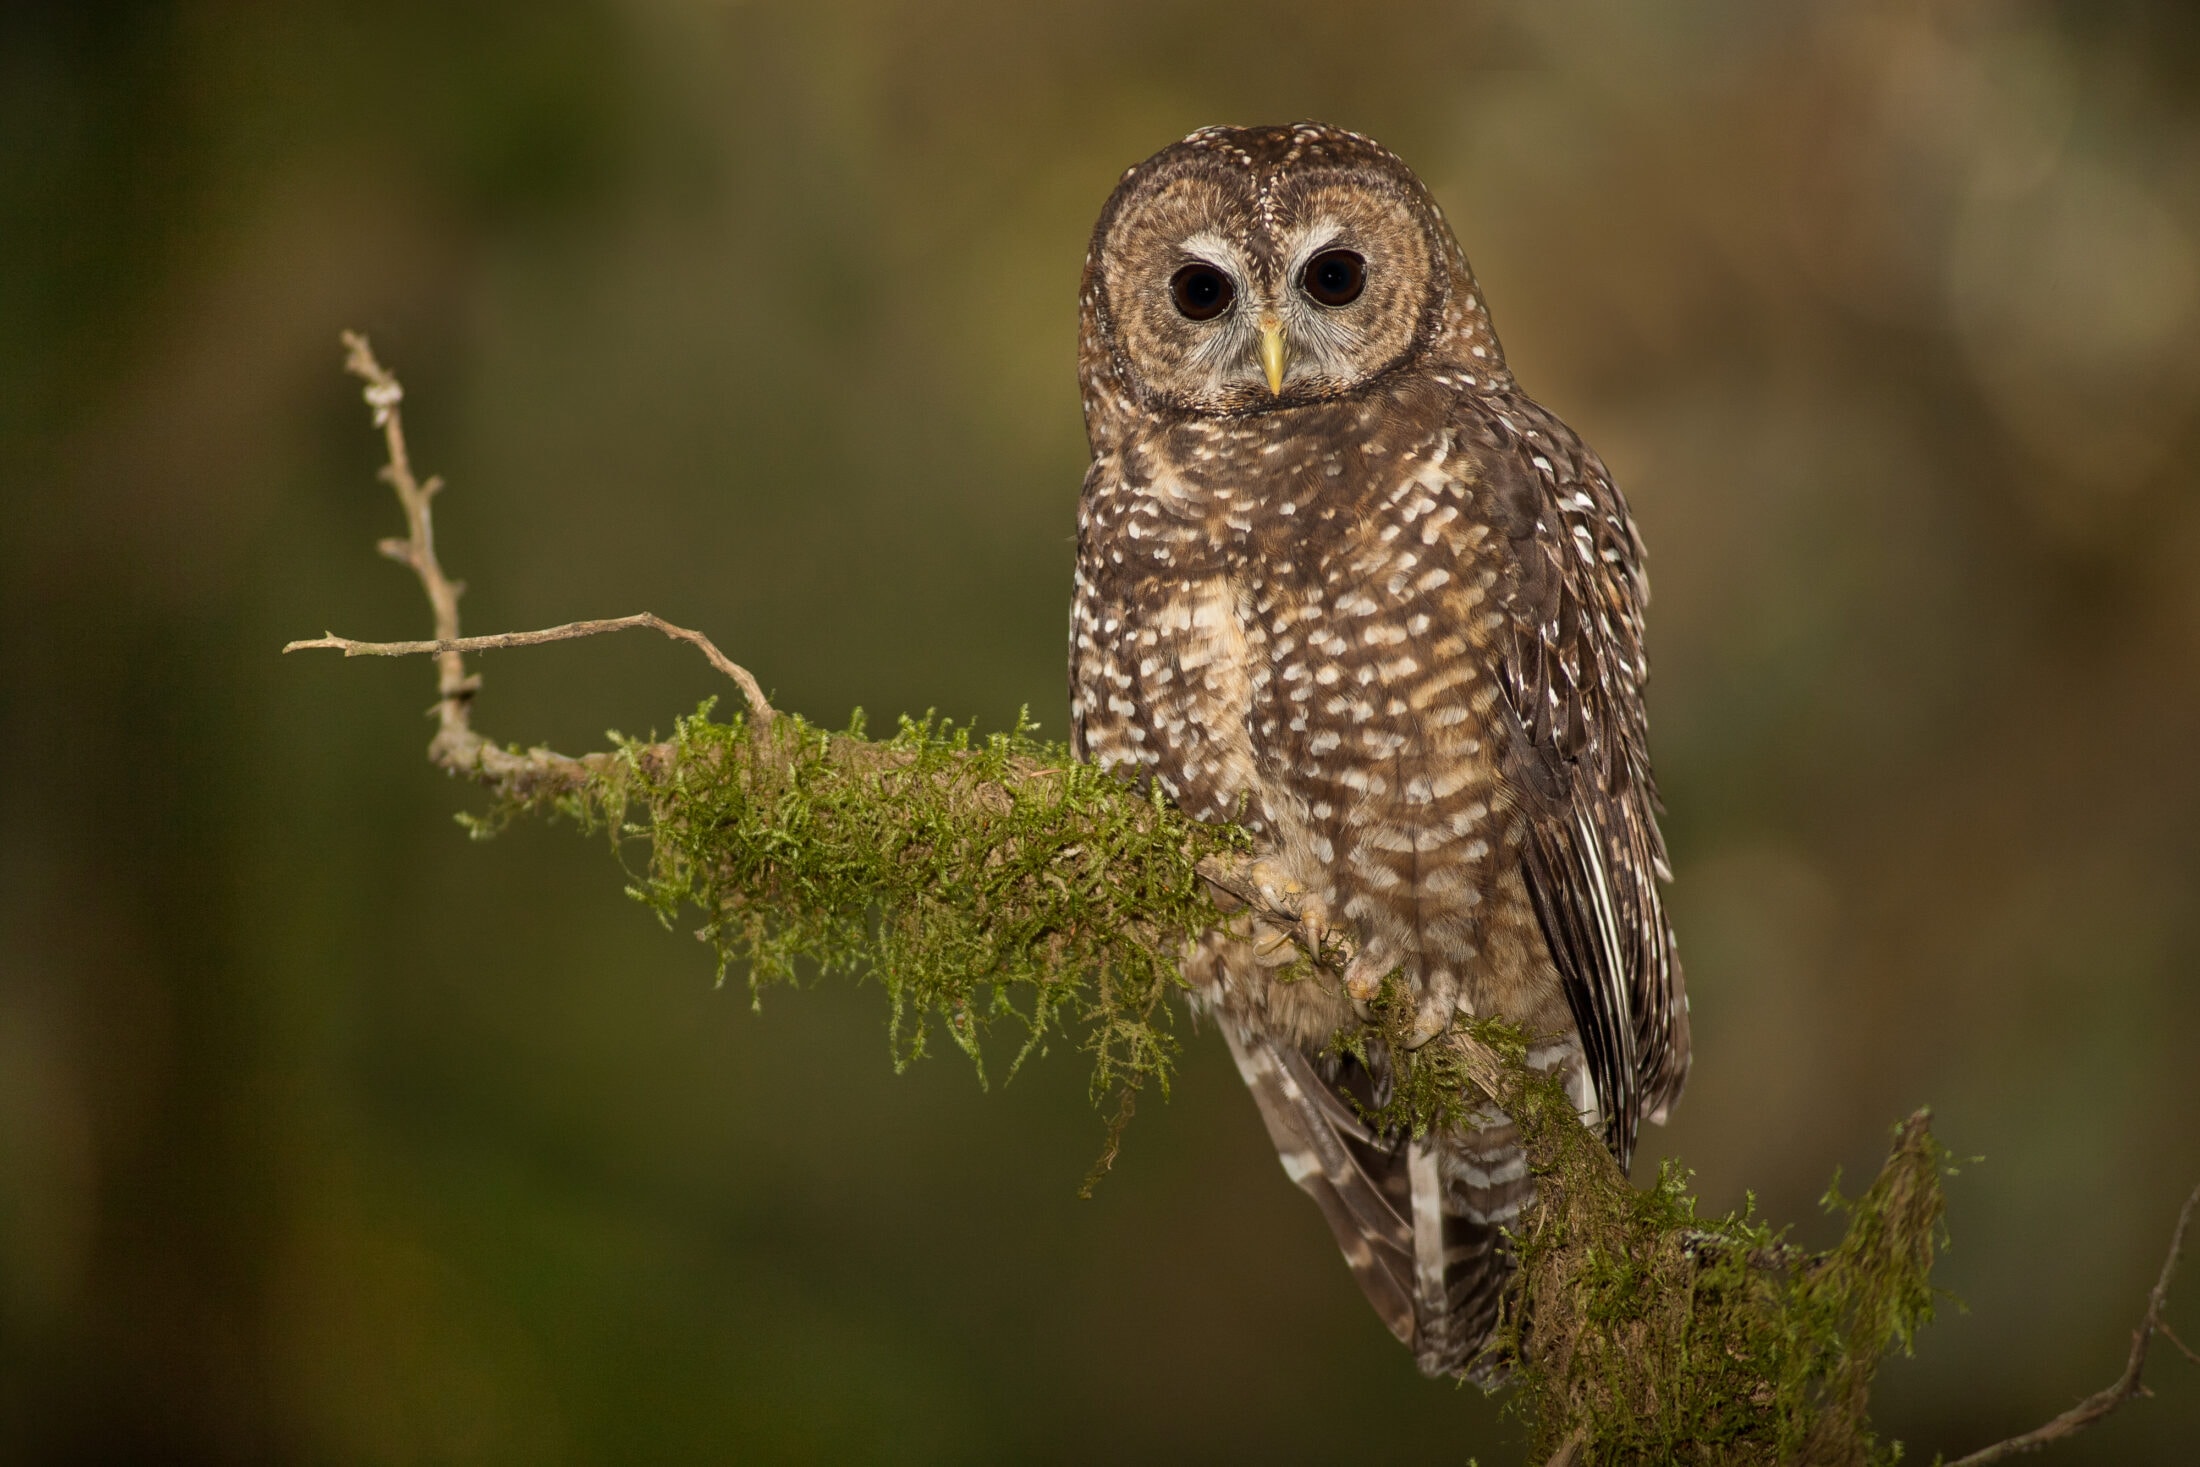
1068, 123, 1690, 1379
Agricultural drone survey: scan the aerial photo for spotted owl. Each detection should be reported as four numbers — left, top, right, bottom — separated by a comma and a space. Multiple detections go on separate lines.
1068, 123, 1691, 1378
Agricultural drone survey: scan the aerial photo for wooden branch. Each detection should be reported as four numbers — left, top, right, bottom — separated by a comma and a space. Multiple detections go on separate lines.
288, 333, 773, 793
1945, 1182, 2200, 1465
286, 332, 2191, 1464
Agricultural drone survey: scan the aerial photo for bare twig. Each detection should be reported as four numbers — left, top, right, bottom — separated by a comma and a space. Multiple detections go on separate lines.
1545, 1427, 1588, 1467
1944, 1182, 2200, 1465
284, 613, 772, 729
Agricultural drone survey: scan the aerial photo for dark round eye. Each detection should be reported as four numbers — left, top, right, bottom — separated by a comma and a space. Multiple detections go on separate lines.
1170, 263, 1235, 321
1301, 248, 1366, 307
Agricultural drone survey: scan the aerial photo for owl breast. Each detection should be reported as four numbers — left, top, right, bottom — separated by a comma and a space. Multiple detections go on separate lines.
1070, 388, 1562, 1048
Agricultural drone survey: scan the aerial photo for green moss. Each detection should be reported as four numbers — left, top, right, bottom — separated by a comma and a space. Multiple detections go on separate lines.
1490, 1077, 1950, 1466
494, 704, 1243, 1181
461, 702, 1954, 1462
1326, 973, 1952, 1462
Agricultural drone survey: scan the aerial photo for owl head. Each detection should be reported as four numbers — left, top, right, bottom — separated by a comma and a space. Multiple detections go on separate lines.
1079, 123, 1504, 433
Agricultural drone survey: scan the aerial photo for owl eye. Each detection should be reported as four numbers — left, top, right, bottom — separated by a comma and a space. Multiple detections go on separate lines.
1170, 263, 1235, 321
1301, 249, 1366, 307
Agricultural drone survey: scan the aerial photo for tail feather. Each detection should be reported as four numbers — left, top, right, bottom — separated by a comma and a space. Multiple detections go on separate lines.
1221, 1015, 1580, 1381
1220, 1021, 1418, 1344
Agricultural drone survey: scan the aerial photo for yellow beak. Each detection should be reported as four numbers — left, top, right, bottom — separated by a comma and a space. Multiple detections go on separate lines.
1258, 318, 1287, 396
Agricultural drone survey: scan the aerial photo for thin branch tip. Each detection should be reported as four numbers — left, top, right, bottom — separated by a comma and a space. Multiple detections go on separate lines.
285, 618, 772, 720
1945, 1179, 2199, 1465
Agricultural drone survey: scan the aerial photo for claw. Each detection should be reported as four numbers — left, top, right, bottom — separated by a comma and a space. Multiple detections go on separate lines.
1408, 995, 1456, 1047
1297, 895, 1328, 962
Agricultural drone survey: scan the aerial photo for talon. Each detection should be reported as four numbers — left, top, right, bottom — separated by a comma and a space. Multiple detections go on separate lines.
1298, 896, 1328, 960
1408, 997, 1455, 1047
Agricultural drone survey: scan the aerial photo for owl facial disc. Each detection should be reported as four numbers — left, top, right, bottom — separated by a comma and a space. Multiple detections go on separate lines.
1080, 122, 1490, 420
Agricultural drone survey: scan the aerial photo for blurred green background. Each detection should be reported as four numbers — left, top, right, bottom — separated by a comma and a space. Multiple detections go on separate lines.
5, 1, 2199, 1461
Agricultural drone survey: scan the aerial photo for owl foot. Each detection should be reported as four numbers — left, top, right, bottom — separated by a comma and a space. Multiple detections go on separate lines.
1245, 860, 1330, 966
1406, 972, 1464, 1048
1406, 994, 1459, 1048
1341, 949, 1459, 1047
1342, 947, 1395, 1003
1251, 923, 1298, 965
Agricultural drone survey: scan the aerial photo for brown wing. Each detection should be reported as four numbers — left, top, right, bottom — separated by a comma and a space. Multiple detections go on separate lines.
1470, 392, 1690, 1167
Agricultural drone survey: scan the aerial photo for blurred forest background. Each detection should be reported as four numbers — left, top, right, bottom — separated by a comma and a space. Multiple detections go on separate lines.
5, 1, 2199, 1462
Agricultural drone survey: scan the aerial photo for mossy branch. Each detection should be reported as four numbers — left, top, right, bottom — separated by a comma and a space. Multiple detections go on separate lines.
289, 334, 2194, 1466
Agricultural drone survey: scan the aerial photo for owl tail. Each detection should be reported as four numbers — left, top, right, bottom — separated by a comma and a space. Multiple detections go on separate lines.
1218, 1021, 1545, 1382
